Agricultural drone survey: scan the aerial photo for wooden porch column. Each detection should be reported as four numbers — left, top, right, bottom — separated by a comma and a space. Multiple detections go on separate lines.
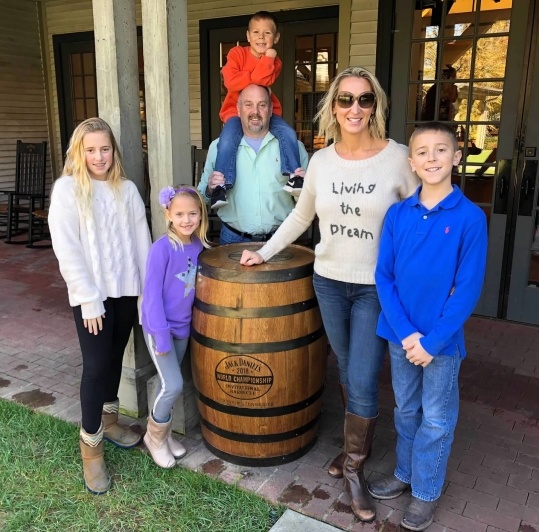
141, 0, 198, 433
141, 0, 192, 238
92, 0, 154, 418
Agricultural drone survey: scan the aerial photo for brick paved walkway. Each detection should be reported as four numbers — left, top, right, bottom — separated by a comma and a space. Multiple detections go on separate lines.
1, 242, 539, 531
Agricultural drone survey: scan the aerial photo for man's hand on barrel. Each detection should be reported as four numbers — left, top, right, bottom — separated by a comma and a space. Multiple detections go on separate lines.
240, 250, 264, 266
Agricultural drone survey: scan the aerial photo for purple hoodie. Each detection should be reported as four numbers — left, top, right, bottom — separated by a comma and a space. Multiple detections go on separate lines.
141, 234, 203, 352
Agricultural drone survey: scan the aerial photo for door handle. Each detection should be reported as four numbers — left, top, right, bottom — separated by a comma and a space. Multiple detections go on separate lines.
494, 159, 512, 214
518, 160, 537, 216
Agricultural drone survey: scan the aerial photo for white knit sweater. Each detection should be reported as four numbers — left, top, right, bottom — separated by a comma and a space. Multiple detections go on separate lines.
48, 176, 152, 319
258, 140, 419, 284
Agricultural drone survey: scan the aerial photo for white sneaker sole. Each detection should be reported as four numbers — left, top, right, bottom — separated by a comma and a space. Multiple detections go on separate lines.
282, 185, 302, 197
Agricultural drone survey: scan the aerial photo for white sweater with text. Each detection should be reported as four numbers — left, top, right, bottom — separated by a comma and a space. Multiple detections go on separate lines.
258, 140, 419, 284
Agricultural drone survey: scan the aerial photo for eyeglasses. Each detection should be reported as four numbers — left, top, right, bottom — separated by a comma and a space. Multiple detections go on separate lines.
335, 91, 376, 110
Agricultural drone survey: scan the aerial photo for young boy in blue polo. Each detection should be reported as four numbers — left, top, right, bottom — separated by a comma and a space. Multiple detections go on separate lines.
369, 122, 488, 531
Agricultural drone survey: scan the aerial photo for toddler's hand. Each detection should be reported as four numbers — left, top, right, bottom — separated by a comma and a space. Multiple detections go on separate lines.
293, 167, 306, 178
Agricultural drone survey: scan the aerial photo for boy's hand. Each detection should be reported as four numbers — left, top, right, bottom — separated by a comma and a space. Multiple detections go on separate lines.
405, 341, 434, 367
265, 49, 277, 59
401, 332, 423, 351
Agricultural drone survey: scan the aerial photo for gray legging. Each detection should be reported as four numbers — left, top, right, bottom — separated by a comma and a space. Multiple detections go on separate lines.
144, 333, 188, 422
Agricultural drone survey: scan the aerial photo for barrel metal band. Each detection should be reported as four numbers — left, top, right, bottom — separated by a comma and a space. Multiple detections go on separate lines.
195, 385, 324, 417
190, 326, 325, 354
202, 438, 317, 467
193, 297, 318, 318
200, 412, 320, 444
198, 262, 313, 284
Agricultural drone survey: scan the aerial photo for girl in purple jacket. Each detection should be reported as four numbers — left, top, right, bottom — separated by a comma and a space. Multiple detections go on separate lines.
142, 185, 210, 468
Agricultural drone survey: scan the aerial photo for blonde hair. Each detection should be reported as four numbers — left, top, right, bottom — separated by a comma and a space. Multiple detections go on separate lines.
315, 66, 388, 144
61, 117, 126, 215
163, 185, 211, 250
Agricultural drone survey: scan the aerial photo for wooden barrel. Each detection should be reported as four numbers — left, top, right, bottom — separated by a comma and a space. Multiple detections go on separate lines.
191, 243, 327, 466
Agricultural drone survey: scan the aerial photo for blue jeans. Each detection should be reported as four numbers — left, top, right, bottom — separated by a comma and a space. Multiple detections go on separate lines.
219, 223, 252, 245
313, 272, 387, 418
389, 341, 462, 501
215, 115, 301, 186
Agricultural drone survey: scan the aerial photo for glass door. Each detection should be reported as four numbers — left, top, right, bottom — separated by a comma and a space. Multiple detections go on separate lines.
390, 0, 539, 324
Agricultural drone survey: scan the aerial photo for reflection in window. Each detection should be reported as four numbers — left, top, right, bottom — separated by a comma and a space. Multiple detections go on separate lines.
408, 0, 512, 211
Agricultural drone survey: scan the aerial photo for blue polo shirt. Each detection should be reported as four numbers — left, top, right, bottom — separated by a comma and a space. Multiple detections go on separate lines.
375, 185, 488, 357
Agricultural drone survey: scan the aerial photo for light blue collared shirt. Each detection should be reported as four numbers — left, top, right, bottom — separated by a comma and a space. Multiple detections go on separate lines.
198, 132, 309, 235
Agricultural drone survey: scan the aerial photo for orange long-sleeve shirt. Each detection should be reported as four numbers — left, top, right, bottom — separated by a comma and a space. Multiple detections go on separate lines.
219, 45, 283, 123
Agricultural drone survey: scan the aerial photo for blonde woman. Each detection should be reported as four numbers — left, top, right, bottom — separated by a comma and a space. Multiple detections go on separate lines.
240, 67, 418, 522
141, 186, 210, 468
48, 117, 151, 494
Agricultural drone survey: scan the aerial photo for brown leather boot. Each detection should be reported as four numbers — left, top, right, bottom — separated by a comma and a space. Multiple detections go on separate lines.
327, 383, 347, 478
80, 423, 111, 495
102, 399, 142, 449
343, 412, 377, 522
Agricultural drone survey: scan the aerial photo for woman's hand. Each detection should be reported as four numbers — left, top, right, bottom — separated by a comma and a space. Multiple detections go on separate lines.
83, 314, 105, 335
240, 250, 264, 266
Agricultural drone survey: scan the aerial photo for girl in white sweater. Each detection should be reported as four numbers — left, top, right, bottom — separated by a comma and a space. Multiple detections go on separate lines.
48, 117, 151, 495
241, 67, 418, 522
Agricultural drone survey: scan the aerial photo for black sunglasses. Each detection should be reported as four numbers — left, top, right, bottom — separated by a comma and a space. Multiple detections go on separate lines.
335, 91, 376, 110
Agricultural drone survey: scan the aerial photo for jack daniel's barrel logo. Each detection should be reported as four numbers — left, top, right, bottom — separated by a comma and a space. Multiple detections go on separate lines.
215, 355, 274, 400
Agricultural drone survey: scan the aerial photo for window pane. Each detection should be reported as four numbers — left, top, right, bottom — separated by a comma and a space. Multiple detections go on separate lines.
86, 98, 97, 118
444, 0, 476, 38
470, 81, 503, 122
71, 54, 82, 76
316, 33, 335, 62
479, 0, 512, 35
420, 80, 458, 122
412, 8, 438, 39
72, 76, 84, 99
296, 35, 314, 63
82, 52, 95, 75
296, 122, 313, 151
295, 93, 313, 122
441, 39, 473, 79
296, 64, 312, 92
74, 99, 85, 121
410, 42, 438, 81
474, 36, 509, 79
409, 83, 427, 121
84, 76, 96, 98
315, 64, 330, 92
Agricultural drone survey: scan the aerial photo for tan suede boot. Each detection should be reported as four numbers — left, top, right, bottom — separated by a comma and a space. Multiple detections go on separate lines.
343, 412, 377, 522
102, 399, 142, 449
80, 423, 111, 495
144, 414, 176, 468
167, 412, 186, 459
327, 383, 347, 478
